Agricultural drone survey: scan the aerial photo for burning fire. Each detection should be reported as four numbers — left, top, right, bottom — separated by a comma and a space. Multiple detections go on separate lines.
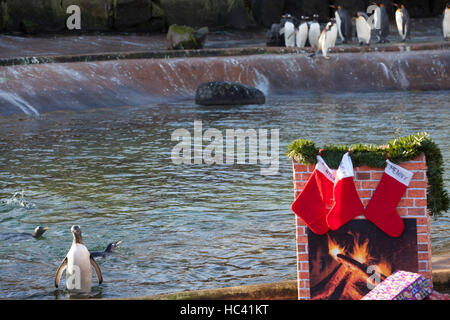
327, 235, 345, 260
313, 232, 394, 300
349, 233, 374, 265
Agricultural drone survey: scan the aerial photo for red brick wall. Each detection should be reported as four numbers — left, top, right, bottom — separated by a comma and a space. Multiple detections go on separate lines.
292, 154, 432, 299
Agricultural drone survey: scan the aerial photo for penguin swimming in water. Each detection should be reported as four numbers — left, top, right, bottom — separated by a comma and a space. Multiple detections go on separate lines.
444, 3, 450, 39
394, 3, 410, 42
91, 240, 122, 258
55, 225, 103, 293
316, 21, 338, 59
330, 4, 352, 43
308, 14, 321, 49
279, 14, 298, 48
296, 16, 309, 48
354, 12, 372, 45
0, 226, 48, 241
372, 2, 390, 43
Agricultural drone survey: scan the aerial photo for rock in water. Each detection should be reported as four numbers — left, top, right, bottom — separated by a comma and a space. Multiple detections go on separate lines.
195, 81, 266, 106
167, 24, 208, 50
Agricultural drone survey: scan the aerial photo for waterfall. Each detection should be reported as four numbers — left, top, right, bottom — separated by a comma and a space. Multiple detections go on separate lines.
0, 50, 448, 116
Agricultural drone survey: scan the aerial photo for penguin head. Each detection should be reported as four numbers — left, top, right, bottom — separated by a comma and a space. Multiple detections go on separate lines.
105, 240, 122, 253
71, 225, 83, 243
32, 226, 48, 238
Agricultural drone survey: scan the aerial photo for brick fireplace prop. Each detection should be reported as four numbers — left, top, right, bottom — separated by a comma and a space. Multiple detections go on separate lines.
292, 154, 432, 300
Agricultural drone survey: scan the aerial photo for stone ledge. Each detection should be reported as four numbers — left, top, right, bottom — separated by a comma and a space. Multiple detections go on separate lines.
117, 269, 450, 300
1, 41, 449, 67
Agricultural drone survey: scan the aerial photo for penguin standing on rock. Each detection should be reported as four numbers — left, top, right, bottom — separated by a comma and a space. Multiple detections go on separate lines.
296, 16, 309, 48
444, 3, 450, 39
394, 3, 410, 42
372, 2, 390, 43
308, 14, 321, 49
354, 12, 372, 45
279, 14, 298, 48
316, 21, 338, 59
330, 4, 353, 43
55, 225, 103, 294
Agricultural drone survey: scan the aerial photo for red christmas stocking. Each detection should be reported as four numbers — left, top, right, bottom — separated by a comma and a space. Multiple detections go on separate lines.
326, 152, 364, 230
363, 159, 413, 237
291, 155, 336, 235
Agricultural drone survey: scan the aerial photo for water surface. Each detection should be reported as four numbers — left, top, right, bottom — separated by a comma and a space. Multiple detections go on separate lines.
0, 90, 448, 299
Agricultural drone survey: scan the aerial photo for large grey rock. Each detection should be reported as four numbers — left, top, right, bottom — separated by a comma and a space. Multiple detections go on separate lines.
195, 81, 265, 106
167, 24, 208, 50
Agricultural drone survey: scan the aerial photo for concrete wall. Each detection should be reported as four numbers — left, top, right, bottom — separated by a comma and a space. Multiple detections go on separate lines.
0, 0, 447, 34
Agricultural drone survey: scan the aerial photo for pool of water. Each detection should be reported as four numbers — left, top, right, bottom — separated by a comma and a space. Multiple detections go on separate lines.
0, 90, 449, 299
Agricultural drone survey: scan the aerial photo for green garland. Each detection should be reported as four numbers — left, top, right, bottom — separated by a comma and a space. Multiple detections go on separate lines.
287, 132, 449, 217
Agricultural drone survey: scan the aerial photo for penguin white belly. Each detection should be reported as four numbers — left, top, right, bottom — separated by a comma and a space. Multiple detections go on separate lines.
308, 23, 320, 48
329, 24, 338, 48
66, 243, 92, 292
296, 23, 308, 47
444, 9, 450, 39
374, 7, 381, 30
356, 17, 371, 44
284, 22, 296, 47
335, 11, 343, 41
395, 10, 404, 38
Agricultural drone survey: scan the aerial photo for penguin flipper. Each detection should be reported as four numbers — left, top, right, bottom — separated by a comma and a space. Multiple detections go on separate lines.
54, 257, 67, 288
90, 255, 103, 284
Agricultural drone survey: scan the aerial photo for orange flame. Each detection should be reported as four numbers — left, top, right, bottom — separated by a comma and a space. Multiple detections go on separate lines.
327, 235, 346, 261
349, 233, 374, 265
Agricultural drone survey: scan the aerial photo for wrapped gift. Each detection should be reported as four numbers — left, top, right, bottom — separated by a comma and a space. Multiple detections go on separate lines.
362, 271, 432, 300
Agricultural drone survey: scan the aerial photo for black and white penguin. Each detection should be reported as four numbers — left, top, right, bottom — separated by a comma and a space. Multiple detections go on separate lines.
55, 225, 103, 293
91, 240, 122, 258
296, 16, 309, 48
354, 12, 372, 45
444, 3, 450, 39
0, 226, 48, 241
279, 14, 298, 48
317, 21, 338, 59
330, 4, 353, 43
308, 14, 321, 49
394, 3, 410, 42
372, 2, 390, 43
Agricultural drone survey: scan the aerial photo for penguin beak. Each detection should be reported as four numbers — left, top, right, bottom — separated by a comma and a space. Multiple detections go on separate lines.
115, 240, 122, 246
42, 227, 49, 231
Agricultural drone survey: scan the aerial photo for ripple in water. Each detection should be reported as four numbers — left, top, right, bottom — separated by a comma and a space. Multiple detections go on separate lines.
0, 90, 448, 299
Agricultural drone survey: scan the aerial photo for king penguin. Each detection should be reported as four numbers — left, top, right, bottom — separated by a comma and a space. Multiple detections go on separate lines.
373, 2, 390, 43
394, 3, 410, 42
280, 14, 297, 47
317, 21, 337, 59
444, 3, 450, 39
330, 4, 352, 43
354, 12, 371, 45
55, 225, 103, 294
296, 16, 309, 48
308, 14, 321, 49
